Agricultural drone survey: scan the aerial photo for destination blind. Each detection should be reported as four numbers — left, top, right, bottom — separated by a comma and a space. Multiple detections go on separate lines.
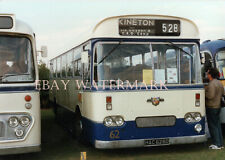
0, 16, 13, 29
119, 18, 180, 36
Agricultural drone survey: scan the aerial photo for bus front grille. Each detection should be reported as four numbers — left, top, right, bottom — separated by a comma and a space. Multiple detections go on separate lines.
136, 116, 176, 128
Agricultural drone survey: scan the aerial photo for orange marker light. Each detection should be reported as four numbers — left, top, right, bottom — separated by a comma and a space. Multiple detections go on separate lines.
25, 95, 31, 102
106, 96, 112, 104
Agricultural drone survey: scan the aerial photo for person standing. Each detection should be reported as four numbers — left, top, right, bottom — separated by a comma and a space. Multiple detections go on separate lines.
205, 68, 224, 149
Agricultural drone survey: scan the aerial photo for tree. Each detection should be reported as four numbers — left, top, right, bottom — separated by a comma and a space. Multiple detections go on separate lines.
38, 63, 50, 108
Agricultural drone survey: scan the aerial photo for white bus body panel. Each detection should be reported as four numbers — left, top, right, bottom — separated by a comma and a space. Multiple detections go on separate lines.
82, 89, 205, 122
0, 90, 41, 154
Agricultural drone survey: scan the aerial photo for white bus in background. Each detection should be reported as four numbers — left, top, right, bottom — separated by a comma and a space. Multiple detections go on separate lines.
49, 15, 206, 148
0, 14, 46, 155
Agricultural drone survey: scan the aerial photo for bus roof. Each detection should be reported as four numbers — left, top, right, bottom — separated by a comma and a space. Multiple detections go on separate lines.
0, 14, 34, 38
200, 39, 225, 55
91, 14, 199, 39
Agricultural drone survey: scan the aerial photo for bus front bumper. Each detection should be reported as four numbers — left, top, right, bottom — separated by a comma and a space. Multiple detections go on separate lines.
95, 135, 207, 149
0, 144, 41, 155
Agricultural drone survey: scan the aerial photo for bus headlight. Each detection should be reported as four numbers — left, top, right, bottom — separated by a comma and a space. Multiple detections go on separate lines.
115, 117, 124, 126
194, 124, 202, 133
104, 116, 124, 127
104, 117, 113, 127
194, 113, 202, 122
8, 117, 19, 128
184, 112, 202, 123
20, 116, 31, 127
184, 114, 193, 123
15, 129, 24, 137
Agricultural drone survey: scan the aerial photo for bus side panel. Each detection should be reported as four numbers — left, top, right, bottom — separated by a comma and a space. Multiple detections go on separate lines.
50, 79, 81, 112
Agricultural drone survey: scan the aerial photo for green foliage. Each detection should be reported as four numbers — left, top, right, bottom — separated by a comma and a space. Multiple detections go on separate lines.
38, 63, 50, 108
39, 63, 50, 80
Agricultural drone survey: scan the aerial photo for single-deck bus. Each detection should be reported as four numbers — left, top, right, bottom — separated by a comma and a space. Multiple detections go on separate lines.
200, 39, 225, 123
0, 14, 45, 155
49, 15, 206, 148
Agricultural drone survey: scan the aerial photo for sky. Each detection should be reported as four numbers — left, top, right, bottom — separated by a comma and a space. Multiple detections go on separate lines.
0, 0, 225, 63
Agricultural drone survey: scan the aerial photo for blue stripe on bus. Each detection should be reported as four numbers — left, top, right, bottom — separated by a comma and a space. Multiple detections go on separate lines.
83, 84, 204, 92
0, 86, 37, 92
82, 117, 205, 145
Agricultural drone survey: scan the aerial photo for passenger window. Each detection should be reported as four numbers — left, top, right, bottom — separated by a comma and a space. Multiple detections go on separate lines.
83, 56, 90, 81
67, 51, 73, 77
56, 57, 61, 78
62, 54, 67, 78
74, 59, 81, 77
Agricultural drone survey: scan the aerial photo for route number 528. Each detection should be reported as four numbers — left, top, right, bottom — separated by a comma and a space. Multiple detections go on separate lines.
162, 23, 179, 33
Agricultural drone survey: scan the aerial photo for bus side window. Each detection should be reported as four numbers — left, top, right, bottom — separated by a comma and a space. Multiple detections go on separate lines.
67, 51, 73, 77
53, 59, 57, 78
73, 47, 82, 77
62, 54, 67, 78
83, 56, 90, 82
56, 57, 61, 78
50, 61, 53, 78
74, 60, 79, 77
77, 59, 81, 76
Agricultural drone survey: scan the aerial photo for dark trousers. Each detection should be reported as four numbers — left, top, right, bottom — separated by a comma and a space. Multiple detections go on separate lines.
206, 107, 224, 147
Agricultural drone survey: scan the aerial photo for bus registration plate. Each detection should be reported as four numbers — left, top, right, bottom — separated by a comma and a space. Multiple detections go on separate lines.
144, 138, 169, 146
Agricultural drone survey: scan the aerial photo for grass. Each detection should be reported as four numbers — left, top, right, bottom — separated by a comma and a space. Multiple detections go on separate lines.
1, 109, 225, 160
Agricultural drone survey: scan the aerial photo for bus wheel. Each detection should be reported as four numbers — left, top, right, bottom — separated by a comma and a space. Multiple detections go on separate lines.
73, 111, 83, 141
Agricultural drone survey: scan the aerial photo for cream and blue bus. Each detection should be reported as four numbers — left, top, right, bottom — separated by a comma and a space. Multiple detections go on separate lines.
0, 14, 45, 155
200, 39, 225, 124
49, 15, 206, 148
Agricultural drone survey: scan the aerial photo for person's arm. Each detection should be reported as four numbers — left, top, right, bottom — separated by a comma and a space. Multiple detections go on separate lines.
205, 82, 215, 99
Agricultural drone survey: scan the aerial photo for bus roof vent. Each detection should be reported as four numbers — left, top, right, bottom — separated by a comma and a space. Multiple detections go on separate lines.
0, 14, 15, 30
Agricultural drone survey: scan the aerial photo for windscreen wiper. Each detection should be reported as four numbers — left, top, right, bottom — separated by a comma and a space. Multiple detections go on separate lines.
0, 73, 30, 81
98, 41, 122, 65
165, 41, 193, 57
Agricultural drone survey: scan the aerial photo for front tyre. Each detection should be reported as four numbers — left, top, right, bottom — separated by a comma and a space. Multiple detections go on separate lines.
73, 111, 83, 141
